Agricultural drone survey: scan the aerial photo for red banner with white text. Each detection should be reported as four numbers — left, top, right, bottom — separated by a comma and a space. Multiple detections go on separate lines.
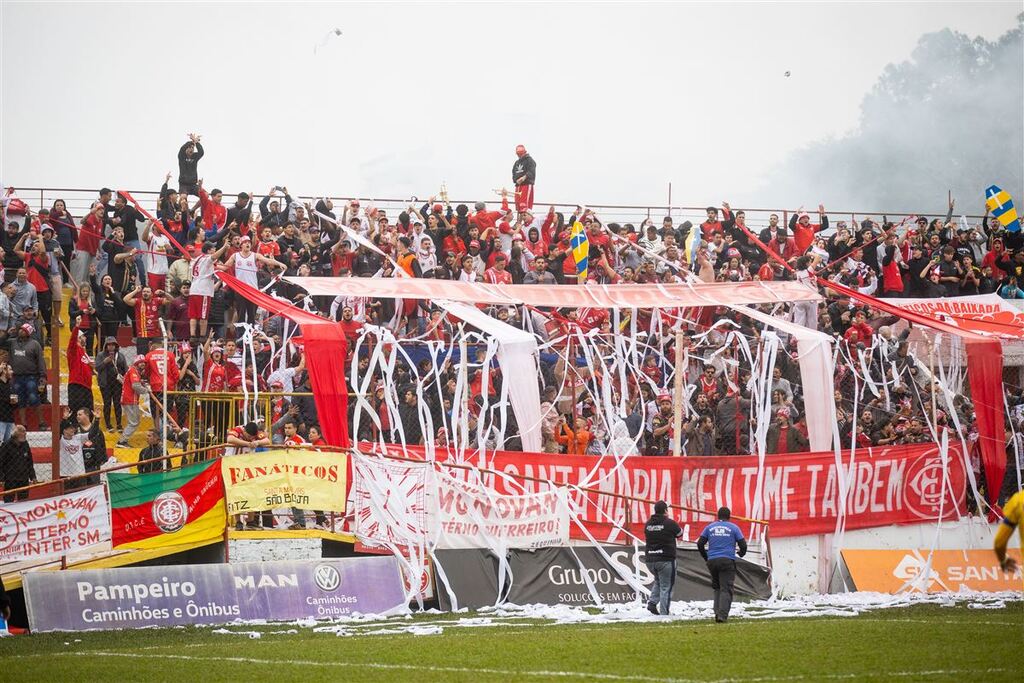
364, 442, 967, 540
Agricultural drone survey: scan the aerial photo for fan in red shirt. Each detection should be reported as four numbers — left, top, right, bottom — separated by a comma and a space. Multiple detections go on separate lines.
199, 183, 227, 231
144, 339, 180, 394
338, 305, 363, 344
577, 307, 609, 331
203, 347, 228, 391
468, 193, 511, 233
483, 253, 513, 284
66, 325, 95, 413
256, 226, 281, 259
843, 310, 874, 348
789, 205, 829, 253
331, 241, 354, 275
122, 286, 167, 354
700, 206, 723, 239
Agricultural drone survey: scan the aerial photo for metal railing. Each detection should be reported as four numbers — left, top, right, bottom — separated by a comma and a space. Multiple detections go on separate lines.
0, 442, 772, 576
7, 185, 987, 234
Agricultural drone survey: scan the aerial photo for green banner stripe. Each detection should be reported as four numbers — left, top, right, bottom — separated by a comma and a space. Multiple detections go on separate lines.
108, 460, 214, 508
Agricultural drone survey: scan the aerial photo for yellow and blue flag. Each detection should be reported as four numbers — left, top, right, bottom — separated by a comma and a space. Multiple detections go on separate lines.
683, 224, 701, 266
985, 185, 1020, 233
570, 220, 589, 283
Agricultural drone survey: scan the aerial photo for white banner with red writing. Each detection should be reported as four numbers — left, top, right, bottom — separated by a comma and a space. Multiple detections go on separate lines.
430, 470, 569, 549
0, 486, 111, 562
895, 294, 1024, 340
367, 442, 966, 540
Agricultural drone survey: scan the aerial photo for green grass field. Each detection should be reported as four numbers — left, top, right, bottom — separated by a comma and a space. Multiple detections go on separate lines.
5, 602, 1022, 682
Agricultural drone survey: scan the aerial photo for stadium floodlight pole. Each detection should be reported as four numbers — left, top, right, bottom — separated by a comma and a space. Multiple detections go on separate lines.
672, 330, 683, 457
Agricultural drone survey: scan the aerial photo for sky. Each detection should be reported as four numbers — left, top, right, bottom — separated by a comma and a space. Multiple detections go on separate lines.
2, 1, 1021, 212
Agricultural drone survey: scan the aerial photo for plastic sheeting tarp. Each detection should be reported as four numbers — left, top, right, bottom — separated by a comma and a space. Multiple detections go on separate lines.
283, 276, 822, 308
435, 300, 543, 453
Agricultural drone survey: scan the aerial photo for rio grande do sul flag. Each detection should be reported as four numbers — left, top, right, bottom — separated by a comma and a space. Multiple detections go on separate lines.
108, 460, 226, 549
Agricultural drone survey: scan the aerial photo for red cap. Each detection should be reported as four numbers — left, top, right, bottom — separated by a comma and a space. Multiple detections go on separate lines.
469, 240, 480, 248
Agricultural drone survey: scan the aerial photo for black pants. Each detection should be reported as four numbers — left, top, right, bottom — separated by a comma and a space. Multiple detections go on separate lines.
236, 297, 257, 325
68, 382, 94, 416
38, 290, 53, 338
100, 383, 123, 428
708, 557, 737, 622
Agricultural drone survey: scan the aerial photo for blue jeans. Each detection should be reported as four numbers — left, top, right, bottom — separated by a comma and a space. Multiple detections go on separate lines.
0, 421, 13, 443
13, 375, 40, 407
646, 559, 676, 615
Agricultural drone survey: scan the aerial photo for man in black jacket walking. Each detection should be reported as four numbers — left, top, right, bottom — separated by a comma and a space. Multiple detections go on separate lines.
644, 500, 682, 615
512, 145, 536, 214
178, 133, 204, 196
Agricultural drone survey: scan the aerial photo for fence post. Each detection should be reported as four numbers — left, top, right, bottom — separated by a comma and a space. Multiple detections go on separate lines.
50, 302, 61, 478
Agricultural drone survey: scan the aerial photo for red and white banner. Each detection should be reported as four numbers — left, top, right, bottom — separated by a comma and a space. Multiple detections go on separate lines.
284, 276, 821, 309
351, 455, 431, 551
432, 470, 569, 549
366, 442, 966, 540
0, 486, 111, 562
895, 294, 1024, 340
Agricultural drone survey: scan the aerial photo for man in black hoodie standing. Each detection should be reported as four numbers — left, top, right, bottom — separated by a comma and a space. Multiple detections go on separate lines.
644, 500, 682, 615
512, 144, 536, 214
177, 133, 204, 196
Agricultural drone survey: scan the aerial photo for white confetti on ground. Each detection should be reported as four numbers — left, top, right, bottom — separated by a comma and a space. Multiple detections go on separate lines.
199, 591, 1020, 639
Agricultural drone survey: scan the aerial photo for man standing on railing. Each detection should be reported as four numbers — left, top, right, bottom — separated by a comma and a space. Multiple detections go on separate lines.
512, 145, 536, 214
643, 500, 683, 616
0, 425, 35, 502
697, 506, 748, 623
177, 134, 204, 197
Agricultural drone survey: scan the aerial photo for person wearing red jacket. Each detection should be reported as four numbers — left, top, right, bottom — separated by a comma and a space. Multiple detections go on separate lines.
145, 339, 180, 435
199, 182, 227, 232
789, 205, 829, 254
66, 324, 94, 415
469, 193, 511, 233
117, 357, 148, 447
483, 253, 513, 284
71, 202, 104, 286
843, 311, 874, 349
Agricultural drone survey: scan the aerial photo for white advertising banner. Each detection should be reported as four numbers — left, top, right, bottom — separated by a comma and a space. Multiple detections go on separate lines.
431, 471, 569, 550
0, 486, 111, 562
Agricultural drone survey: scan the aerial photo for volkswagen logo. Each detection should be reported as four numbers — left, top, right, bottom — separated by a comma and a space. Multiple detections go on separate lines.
314, 564, 341, 592
152, 491, 188, 533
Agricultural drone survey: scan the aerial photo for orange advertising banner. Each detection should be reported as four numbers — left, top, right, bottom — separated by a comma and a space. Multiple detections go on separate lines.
841, 548, 1023, 593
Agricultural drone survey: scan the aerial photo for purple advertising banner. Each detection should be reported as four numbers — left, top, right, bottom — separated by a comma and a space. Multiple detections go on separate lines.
23, 556, 406, 632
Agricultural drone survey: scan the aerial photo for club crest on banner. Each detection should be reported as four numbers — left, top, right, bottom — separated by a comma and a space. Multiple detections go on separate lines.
152, 491, 189, 533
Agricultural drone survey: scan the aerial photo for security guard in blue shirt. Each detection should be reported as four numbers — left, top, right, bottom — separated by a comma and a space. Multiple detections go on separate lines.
697, 506, 748, 622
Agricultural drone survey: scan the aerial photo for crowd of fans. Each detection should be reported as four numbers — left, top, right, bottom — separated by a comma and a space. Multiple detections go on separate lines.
0, 136, 1022, 509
